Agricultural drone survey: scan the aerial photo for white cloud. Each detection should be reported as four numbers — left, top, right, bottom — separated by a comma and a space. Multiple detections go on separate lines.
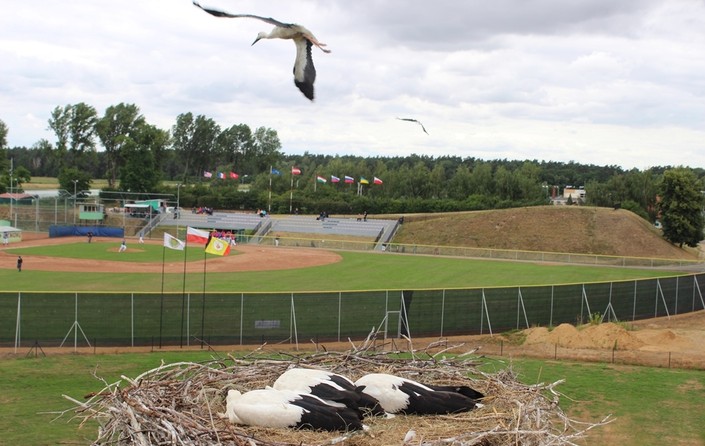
1, 0, 704, 169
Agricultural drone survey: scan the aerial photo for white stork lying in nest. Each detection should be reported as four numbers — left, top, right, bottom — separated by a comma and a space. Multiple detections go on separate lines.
272, 367, 387, 417
354, 373, 484, 415
221, 388, 365, 431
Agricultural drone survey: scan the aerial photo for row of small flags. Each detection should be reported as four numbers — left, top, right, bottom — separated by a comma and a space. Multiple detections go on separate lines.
203, 171, 239, 179
162, 227, 231, 256
315, 175, 383, 185
203, 168, 382, 185
272, 166, 383, 185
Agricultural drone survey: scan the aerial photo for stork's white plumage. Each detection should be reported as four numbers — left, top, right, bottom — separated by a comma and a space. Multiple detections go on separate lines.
272, 368, 385, 417
354, 373, 483, 415
222, 388, 364, 431
193, 1, 330, 101
396, 117, 429, 135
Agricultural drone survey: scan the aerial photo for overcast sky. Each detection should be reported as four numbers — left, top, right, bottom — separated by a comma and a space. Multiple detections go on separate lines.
2, 0, 704, 170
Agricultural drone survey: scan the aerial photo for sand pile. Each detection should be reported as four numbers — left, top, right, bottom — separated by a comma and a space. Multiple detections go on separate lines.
523, 323, 644, 350
581, 323, 644, 350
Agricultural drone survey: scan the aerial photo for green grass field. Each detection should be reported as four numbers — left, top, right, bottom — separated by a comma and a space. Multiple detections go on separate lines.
2, 241, 683, 293
1, 240, 703, 445
0, 352, 703, 446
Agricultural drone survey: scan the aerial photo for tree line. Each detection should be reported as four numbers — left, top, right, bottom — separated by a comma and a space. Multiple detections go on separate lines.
1, 102, 704, 247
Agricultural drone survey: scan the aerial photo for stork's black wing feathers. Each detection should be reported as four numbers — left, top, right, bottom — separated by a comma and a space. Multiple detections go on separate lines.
294, 40, 316, 100
427, 384, 484, 400
292, 394, 364, 431
397, 381, 477, 415
193, 1, 292, 28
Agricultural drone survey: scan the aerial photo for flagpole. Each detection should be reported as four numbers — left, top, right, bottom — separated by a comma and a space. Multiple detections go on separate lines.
289, 174, 294, 214
268, 165, 273, 213
159, 243, 166, 349
180, 238, 188, 348
200, 237, 208, 349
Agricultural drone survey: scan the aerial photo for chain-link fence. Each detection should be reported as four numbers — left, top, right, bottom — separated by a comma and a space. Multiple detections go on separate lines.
2, 273, 703, 351
2, 199, 152, 237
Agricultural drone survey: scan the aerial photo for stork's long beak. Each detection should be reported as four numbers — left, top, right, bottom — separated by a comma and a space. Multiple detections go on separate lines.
252, 36, 262, 46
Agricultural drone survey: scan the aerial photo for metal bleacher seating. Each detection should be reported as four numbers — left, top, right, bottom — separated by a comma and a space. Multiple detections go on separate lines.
167, 211, 265, 232
161, 212, 400, 250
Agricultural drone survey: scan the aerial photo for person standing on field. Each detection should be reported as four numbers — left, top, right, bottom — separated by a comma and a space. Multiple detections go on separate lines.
17, 256, 23, 272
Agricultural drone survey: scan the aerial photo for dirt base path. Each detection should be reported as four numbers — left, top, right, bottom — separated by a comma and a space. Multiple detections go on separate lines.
0, 234, 342, 273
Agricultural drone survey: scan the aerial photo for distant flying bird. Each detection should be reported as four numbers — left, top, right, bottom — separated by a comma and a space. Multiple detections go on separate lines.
396, 117, 429, 135
193, 1, 331, 101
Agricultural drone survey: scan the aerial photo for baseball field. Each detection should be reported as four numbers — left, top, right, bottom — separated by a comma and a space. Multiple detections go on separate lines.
1, 233, 703, 445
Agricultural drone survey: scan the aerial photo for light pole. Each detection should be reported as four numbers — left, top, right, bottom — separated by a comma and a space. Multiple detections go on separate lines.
8, 158, 13, 226
9, 176, 14, 226
176, 183, 182, 237
72, 180, 79, 225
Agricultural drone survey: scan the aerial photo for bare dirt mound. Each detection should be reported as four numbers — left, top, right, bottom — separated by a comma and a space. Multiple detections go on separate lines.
394, 206, 699, 260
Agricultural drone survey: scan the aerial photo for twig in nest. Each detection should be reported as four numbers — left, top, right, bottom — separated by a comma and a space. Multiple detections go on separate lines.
53, 342, 612, 446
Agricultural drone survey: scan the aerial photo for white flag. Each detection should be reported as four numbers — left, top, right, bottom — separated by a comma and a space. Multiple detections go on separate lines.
186, 226, 209, 245
163, 233, 185, 251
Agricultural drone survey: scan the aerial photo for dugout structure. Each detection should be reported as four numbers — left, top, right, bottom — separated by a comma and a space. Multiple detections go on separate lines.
0, 224, 22, 244
1, 273, 703, 353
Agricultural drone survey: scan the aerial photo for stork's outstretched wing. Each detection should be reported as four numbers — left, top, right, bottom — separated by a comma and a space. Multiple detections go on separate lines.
396, 117, 429, 135
192, 1, 291, 28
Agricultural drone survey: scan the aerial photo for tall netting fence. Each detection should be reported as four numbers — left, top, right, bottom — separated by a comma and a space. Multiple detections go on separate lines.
1, 273, 703, 350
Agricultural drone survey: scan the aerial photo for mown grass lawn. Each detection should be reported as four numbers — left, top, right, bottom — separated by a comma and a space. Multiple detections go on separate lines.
0, 353, 703, 446
2, 242, 681, 293
482, 358, 705, 446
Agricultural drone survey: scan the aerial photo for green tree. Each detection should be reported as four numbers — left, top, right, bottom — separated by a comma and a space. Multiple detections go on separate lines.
119, 124, 168, 192
216, 124, 253, 171
47, 106, 71, 166
0, 119, 8, 177
1, 165, 31, 194
47, 103, 98, 169
447, 164, 472, 200
659, 168, 705, 247
171, 113, 220, 181
58, 167, 91, 198
29, 139, 58, 176
249, 127, 283, 174
96, 103, 146, 188
0, 118, 7, 149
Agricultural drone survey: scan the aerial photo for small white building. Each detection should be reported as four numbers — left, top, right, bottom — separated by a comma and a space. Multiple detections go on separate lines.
563, 186, 586, 201
0, 224, 22, 244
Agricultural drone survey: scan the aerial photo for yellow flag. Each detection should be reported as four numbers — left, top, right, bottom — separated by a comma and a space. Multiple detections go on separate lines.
205, 237, 231, 256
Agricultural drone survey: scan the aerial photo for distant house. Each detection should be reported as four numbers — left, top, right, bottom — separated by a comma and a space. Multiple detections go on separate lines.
0, 192, 36, 205
563, 186, 586, 201
551, 186, 586, 205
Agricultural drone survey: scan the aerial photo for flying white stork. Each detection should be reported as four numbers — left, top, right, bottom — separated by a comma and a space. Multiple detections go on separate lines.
396, 117, 429, 135
193, 1, 330, 101
220, 388, 365, 431
354, 373, 483, 415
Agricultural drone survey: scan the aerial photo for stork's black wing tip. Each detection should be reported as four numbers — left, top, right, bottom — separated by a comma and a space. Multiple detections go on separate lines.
295, 80, 315, 101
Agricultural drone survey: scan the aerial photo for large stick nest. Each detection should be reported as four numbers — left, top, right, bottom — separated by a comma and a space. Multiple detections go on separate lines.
57, 338, 611, 445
